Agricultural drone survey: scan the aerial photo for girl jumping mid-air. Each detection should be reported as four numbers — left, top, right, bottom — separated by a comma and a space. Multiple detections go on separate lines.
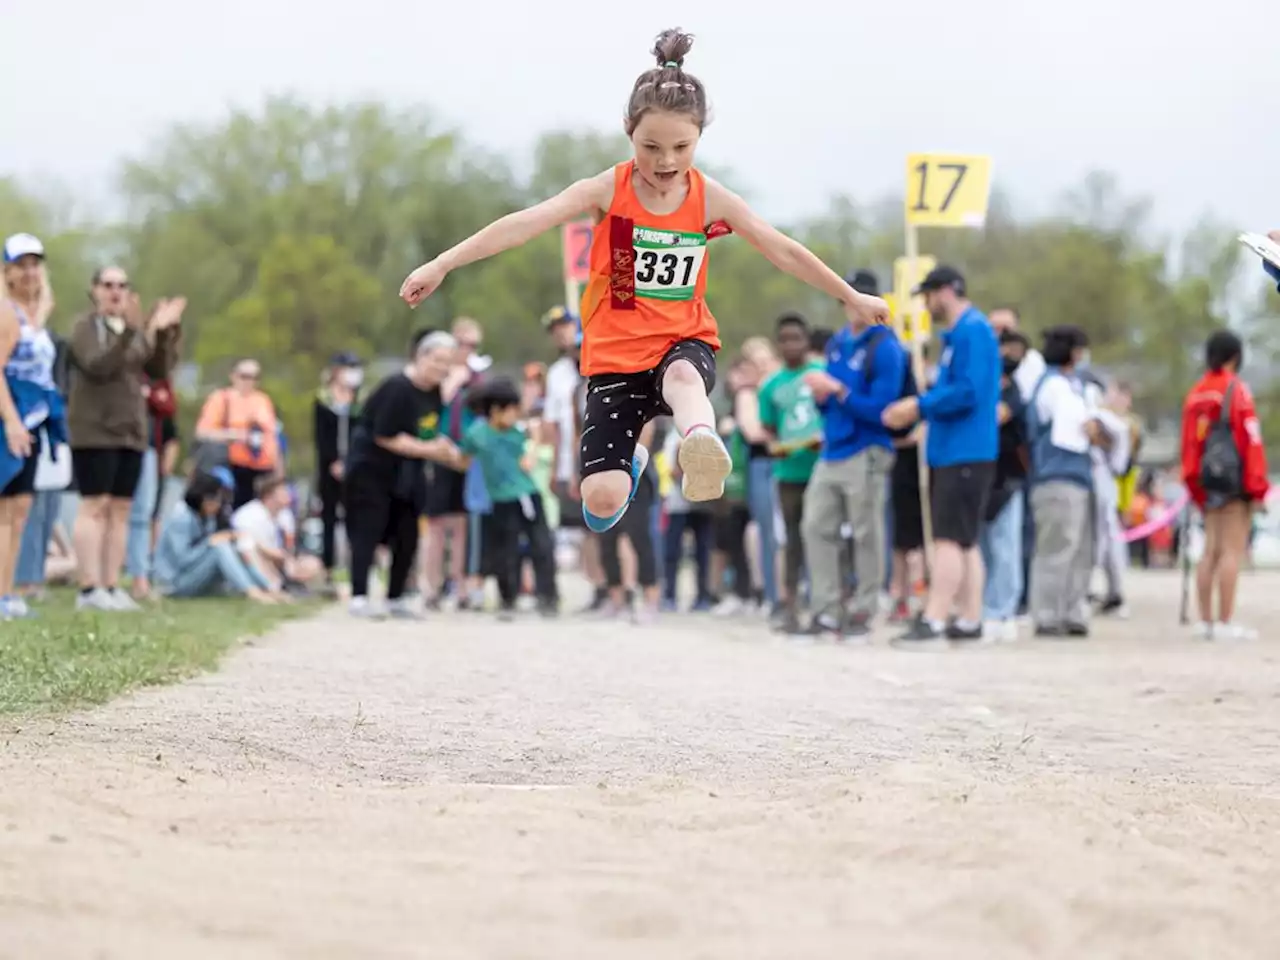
400, 28, 888, 533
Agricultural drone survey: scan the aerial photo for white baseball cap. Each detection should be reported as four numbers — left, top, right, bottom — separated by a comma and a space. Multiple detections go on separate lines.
3, 233, 45, 263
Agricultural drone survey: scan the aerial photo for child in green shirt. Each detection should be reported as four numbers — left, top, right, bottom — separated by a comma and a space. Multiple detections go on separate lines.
458, 378, 558, 619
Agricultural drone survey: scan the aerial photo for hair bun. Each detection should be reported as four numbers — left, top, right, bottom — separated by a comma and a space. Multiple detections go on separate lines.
652, 28, 694, 68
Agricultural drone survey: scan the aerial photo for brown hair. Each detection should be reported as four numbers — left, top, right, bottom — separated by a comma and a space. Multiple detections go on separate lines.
624, 28, 709, 135
255, 474, 288, 500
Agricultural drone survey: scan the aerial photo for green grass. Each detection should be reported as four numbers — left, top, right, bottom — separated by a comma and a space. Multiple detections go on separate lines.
0, 591, 323, 716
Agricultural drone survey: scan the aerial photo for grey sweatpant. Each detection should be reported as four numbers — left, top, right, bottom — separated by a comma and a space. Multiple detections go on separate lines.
1029, 480, 1094, 628
801, 446, 893, 619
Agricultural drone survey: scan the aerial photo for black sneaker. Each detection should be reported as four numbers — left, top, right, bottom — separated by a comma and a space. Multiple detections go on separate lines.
1064, 621, 1090, 638
537, 597, 560, 619
579, 586, 609, 615
1034, 623, 1066, 638
1096, 595, 1126, 616
891, 617, 948, 650
774, 609, 804, 636
946, 621, 985, 643
803, 613, 869, 642
802, 613, 842, 638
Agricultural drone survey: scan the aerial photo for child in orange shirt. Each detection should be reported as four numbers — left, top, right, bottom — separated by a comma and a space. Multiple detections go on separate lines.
401, 29, 887, 533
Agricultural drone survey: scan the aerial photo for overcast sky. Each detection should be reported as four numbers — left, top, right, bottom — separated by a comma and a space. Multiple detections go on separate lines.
3, 0, 1277, 239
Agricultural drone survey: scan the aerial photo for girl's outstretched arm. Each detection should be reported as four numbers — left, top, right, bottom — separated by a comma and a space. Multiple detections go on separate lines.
705, 178, 889, 326
401, 171, 613, 306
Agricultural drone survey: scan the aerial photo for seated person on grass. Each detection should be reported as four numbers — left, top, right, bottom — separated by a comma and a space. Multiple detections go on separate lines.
232, 475, 323, 593
153, 471, 282, 603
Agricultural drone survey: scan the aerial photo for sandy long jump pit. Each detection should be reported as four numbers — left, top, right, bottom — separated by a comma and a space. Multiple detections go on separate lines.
2, 570, 1279, 959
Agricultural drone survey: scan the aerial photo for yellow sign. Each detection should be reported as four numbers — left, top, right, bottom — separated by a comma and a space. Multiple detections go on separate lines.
905, 154, 992, 228
893, 255, 935, 342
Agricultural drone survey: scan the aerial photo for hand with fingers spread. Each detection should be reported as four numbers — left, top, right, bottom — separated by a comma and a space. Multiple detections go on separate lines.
150, 296, 188, 332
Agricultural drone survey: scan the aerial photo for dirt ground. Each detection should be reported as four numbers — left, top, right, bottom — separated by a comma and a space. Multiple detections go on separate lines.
2, 570, 1279, 960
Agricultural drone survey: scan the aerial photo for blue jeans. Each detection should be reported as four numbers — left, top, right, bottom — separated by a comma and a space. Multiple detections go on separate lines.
126, 447, 158, 579
747, 457, 779, 606
162, 541, 272, 598
15, 489, 62, 588
979, 491, 1024, 621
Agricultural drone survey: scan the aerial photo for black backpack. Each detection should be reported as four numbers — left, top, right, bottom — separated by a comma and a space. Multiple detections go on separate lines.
863, 327, 918, 438
1200, 381, 1243, 499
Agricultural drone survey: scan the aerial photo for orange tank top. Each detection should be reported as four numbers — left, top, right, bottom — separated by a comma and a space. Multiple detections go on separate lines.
578, 162, 721, 376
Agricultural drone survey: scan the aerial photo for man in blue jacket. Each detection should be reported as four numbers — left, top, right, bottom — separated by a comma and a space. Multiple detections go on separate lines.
801, 271, 908, 638
882, 265, 1001, 646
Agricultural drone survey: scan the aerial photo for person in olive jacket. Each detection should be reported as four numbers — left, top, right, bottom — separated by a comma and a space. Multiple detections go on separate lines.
66, 266, 183, 611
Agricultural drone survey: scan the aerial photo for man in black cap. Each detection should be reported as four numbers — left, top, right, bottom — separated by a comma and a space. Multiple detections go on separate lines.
882, 264, 1002, 646
846, 269, 881, 298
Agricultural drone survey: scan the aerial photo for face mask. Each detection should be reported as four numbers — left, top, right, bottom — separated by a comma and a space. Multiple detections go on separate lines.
341, 368, 363, 388
1002, 356, 1021, 377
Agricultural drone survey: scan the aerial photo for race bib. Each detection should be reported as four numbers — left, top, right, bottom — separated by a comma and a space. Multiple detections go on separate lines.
632, 226, 706, 301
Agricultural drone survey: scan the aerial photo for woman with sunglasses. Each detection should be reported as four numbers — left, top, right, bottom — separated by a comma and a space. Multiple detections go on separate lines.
66, 266, 183, 611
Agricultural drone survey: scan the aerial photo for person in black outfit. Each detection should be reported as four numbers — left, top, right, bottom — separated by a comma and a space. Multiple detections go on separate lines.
343, 332, 459, 618
313, 351, 362, 586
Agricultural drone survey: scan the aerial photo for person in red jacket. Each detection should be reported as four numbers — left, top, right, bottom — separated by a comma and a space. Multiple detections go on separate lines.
1180, 330, 1269, 640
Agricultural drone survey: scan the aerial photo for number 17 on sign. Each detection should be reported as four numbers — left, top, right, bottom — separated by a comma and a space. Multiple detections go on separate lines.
905, 154, 993, 228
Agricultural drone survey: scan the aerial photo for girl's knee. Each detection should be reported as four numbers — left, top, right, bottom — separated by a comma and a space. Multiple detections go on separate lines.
582, 471, 631, 519
663, 358, 703, 388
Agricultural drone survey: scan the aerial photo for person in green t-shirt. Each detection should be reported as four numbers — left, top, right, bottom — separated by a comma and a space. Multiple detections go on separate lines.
458, 378, 558, 619
757, 312, 824, 630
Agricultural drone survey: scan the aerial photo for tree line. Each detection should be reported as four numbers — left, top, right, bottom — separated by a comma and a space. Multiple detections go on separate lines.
3, 96, 1276, 470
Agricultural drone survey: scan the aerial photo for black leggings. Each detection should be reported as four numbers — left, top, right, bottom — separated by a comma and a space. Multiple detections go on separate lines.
600, 476, 657, 588
714, 502, 753, 600
344, 468, 419, 601
318, 470, 342, 572
486, 495, 558, 608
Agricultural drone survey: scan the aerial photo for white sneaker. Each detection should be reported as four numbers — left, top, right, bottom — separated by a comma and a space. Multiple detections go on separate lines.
712, 596, 745, 617
387, 597, 424, 620
75, 588, 115, 612
105, 589, 141, 612
348, 596, 387, 620
1191, 620, 1214, 640
1214, 622, 1257, 641
983, 619, 1019, 642
678, 426, 732, 502
0, 596, 34, 620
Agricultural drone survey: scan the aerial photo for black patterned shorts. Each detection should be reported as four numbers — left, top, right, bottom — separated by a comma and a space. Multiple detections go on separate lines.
579, 339, 717, 479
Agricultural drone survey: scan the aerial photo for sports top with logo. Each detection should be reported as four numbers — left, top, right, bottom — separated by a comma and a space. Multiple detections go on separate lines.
578, 162, 721, 377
